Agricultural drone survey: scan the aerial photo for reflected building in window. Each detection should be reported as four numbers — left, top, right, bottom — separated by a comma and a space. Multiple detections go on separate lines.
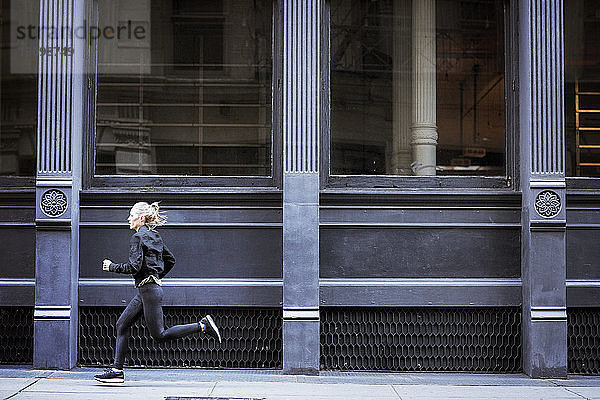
330, 0, 506, 176
0, 0, 37, 177
95, 0, 273, 176
565, 0, 600, 177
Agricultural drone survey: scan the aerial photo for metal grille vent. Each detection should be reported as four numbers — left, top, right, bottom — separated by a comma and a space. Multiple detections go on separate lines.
568, 308, 600, 375
321, 307, 521, 372
79, 307, 282, 368
0, 307, 33, 364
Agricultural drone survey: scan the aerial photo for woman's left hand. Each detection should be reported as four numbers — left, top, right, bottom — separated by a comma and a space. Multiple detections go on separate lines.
102, 259, 112, 271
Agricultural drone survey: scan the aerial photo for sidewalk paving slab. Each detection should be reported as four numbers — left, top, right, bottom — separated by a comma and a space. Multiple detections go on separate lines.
0, 378, 38, 392
391, 384, 585, 400
552, 377, 600, 387
560, 387, 600, 399
9, 393, 156, 400
22, 379, 214, 393
209, 381, 398, 398
6, 379, 215, 400
0, 367, 54, 379
261, 397, 399, 400
293, 372, 556, 386
4, 367, 600, 400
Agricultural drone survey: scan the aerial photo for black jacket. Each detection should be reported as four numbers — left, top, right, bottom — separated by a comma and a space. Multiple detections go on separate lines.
109, 225, 176, 286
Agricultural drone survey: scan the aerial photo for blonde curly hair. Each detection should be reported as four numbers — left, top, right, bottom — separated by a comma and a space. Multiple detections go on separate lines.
130, 201, 167, 230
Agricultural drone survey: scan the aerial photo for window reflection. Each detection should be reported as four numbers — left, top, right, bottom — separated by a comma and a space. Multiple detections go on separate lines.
0, 0, 37, 177
95, 0, 272, 176
330, 0, 506, 176
565, 0, 600, 177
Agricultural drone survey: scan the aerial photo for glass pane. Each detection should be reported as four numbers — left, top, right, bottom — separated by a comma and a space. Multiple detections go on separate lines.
330, 0, 506, 176
0, 0, 38, 177
565, 0, 600, 177
95, 0, 272, 176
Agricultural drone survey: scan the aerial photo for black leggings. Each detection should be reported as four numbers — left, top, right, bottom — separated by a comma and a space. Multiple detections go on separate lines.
113, 283, 200, 369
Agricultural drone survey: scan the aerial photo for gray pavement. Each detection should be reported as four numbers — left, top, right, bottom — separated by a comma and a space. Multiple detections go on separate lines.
2, 367, 600, 399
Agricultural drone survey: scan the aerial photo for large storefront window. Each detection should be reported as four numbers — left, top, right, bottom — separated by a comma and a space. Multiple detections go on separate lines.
0, 0, 38, 177
95, 0, 272, 176
565, 0, 600, 178
330, 0, 506, 176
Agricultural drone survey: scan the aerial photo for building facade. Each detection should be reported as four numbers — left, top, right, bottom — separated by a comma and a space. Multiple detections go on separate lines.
0, 0, 598, 378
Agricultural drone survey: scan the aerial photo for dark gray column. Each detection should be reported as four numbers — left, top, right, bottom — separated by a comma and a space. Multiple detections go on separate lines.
519, 0, 567, 378
282, 0, 320, 375
33, 0, 85, 369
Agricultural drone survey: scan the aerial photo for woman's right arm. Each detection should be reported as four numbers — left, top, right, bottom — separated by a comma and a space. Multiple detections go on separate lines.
108, 235, 143, 274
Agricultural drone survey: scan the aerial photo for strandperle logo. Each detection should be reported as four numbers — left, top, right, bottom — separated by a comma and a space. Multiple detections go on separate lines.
10, 0, 151, 75
15, 20, 148, 41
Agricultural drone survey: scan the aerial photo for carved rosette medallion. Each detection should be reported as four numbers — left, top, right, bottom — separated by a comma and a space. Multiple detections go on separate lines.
534, 190, 561, 219
40, 189, 68, 218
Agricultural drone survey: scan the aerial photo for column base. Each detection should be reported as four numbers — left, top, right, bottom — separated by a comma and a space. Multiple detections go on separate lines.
522, 319, 567, 379
283, 319, 320, 375
33, 318, 76, 370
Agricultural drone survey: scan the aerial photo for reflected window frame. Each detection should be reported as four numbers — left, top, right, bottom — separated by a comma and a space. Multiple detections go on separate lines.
320, 0, 517, 190
83, 0, 282, 189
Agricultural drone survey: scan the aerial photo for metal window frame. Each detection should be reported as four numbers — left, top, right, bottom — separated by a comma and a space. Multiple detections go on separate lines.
320, 0, 516, 191
83, 0, 283, 190
564, 3, 600, 189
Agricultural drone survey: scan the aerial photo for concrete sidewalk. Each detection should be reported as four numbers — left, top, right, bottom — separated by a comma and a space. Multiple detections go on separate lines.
2, 367, 600, 400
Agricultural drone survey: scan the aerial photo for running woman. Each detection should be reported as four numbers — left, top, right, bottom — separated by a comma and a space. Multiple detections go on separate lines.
94, 201, 221, 384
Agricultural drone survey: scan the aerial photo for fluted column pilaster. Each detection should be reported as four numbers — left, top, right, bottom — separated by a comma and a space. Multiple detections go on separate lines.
411, 0, 437, 176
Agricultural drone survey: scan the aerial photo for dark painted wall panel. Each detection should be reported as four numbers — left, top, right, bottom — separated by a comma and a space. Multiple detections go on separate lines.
0, 207, 35, 222
80, 227, 282, 278
566, 228, 600, 280
320, 282, 521, 306
567, 210, 600, 225
0, 192, 36, 281
567, 286, 600, 307
35, 230, 72, 305
321, 207, 520, 225
566, 193, 600, 280
320, 228, 520, 278
0, 227, 35, 278
81, 207, 282, 224
79, 283, 282, 307
0, 285, 34, 305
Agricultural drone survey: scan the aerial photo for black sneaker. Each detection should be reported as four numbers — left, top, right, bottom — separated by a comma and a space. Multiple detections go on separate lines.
200, 314, 222, 343
94, 368, 124, 384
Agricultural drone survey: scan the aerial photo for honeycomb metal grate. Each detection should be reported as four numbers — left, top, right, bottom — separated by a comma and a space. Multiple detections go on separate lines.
568, 307, 600, 375
0, 307, 33, 364
320, 307, 522, 372
79, 307, 282, 368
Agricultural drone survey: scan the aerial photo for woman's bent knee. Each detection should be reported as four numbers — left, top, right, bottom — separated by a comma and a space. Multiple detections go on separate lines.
116, 318, 130, 336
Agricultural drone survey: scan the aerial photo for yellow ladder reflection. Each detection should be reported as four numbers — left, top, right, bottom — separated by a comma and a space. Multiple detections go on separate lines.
575, 80, 600, 176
